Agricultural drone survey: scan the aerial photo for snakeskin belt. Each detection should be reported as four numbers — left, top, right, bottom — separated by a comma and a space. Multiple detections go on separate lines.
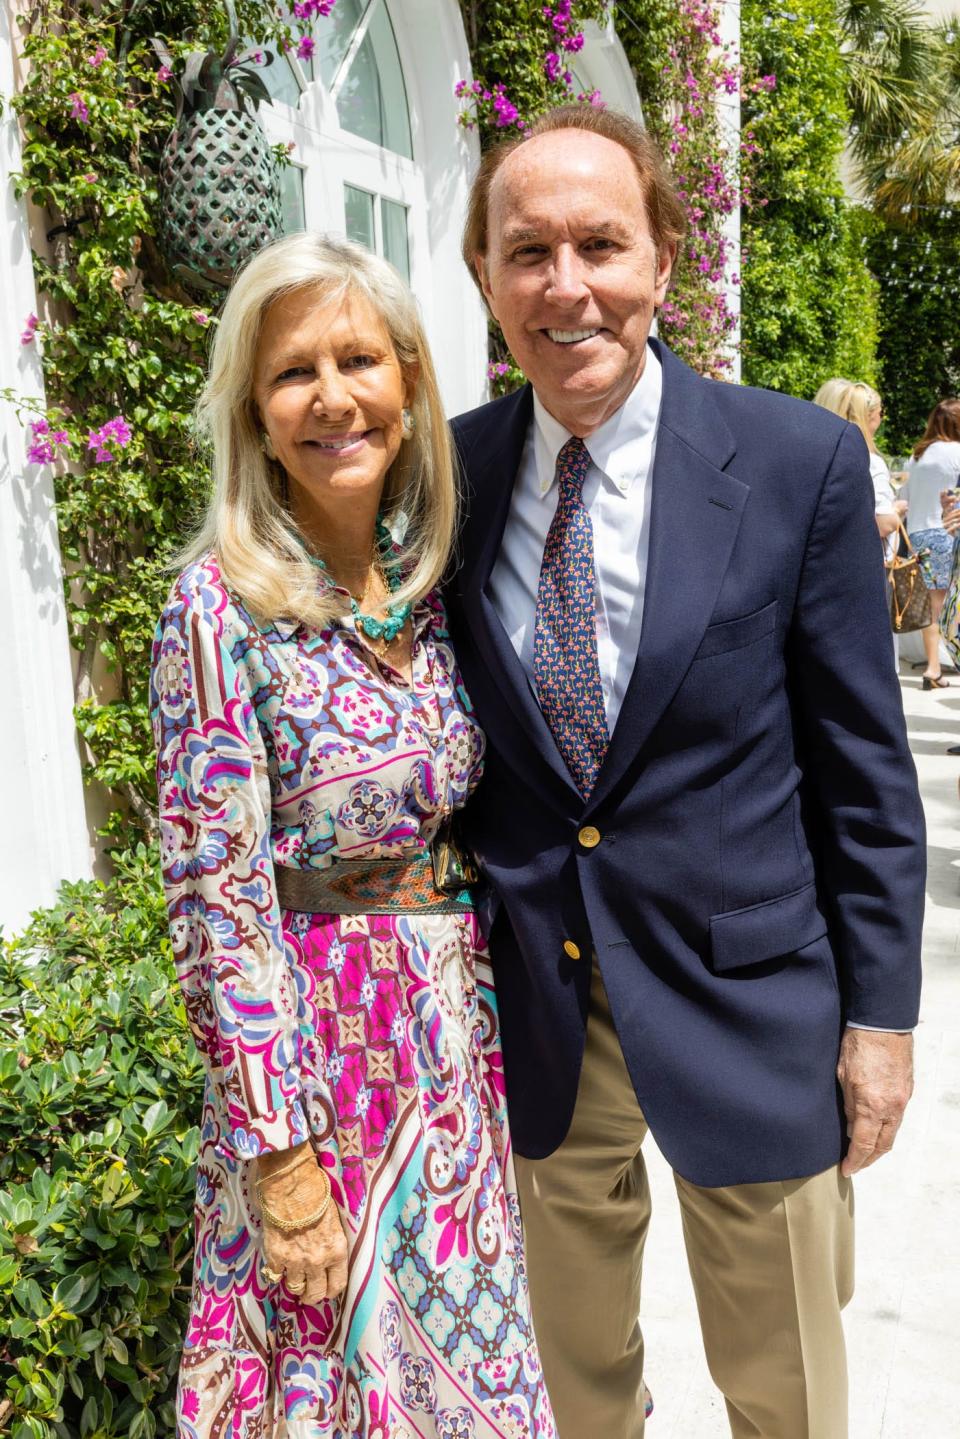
274, 844, 475, 916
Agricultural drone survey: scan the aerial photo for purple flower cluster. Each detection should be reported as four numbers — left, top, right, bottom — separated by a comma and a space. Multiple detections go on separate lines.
543, 3, 586, 53
20, 313, 39, 346
293, 0, 335, 17
453, 78, 526, 131
296, 34, 315, 61
87, 414, 132, 464
69, 92, 90, 124
486, 361, 511, 380
87, 45, 108, 68
26, 418, 69, 467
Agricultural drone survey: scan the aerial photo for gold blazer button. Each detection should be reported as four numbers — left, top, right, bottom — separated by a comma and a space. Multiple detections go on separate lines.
563, 940, 582, 960
578, 825, 601, 849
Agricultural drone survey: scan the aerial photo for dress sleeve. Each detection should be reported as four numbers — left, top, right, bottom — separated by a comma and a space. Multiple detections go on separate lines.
150, 591, 309, 1159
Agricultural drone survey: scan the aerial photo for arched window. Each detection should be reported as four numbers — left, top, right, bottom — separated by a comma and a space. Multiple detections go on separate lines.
253, 1, 416, 279
250, 1, 492, 417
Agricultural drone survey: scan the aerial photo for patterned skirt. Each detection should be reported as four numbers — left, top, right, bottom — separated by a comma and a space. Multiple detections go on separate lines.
909, 526, 955, 590
176, 911, 555, 1439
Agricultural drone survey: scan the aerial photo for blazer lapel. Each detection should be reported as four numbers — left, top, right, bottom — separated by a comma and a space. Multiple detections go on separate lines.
588, 346, 749, 812
457, 387, 583, 810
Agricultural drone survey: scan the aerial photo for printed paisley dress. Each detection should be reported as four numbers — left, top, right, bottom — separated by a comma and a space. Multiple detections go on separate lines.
150, 555, 554, 1439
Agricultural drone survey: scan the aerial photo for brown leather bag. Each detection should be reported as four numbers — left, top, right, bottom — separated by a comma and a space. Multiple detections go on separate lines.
886, 522, 933, 633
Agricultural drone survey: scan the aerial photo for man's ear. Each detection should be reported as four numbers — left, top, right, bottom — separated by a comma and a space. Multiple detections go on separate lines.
654, 241, 677, 305
475, 255, 494, 309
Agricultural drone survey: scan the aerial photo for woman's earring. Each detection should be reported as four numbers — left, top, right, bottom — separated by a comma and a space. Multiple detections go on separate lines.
261, 431, 277, 461
401, 407, 416, 440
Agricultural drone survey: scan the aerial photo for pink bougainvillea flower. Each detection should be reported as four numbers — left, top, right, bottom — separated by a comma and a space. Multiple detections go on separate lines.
20, 313, 39, 345
157, 64, 172, 83
87, 413, 133, 462
68, 92, 89, 124
26, 419, 69, 467
88, 45, 108, 67
192, 311, 210, 326
296, 34, 315, 61
83, 171, 97, 184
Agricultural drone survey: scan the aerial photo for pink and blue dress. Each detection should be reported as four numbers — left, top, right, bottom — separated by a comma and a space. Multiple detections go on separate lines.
151, 555, 555, 1439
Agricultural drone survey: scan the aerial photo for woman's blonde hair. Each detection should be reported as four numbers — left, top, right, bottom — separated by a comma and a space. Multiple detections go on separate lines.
812, 378, 882, 455
180, 231, 456, 630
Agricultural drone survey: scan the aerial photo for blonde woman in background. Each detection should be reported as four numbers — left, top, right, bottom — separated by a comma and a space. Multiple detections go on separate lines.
150, 232, 553, 1437
812, 379, 906, 554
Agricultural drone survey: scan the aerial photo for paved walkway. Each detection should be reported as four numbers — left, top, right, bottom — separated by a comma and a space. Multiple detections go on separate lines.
638, 664, 960, 1437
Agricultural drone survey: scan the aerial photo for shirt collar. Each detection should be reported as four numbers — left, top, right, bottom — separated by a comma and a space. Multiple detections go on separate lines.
531, 344, 663, 498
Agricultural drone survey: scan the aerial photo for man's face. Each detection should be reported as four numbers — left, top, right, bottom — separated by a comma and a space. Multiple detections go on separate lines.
477, 129, 675, 436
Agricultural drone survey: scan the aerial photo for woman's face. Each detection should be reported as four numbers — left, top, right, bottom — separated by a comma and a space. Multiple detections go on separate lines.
867, 400, 883, 437
253, 286, 413, 523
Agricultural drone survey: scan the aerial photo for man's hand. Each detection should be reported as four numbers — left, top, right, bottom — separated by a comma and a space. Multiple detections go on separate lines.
837, 1028, 914, 1177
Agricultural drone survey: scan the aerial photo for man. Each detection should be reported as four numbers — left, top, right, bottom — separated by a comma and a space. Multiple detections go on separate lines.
446, 105, 925, 1439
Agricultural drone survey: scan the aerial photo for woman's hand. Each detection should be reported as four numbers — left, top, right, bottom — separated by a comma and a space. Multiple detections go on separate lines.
941, 488, 960, 534
256, 1143, 349, 1304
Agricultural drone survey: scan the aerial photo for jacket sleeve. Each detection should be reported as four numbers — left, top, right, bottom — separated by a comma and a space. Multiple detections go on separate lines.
788, 423, 925, 1028
150, 594, 309, 1159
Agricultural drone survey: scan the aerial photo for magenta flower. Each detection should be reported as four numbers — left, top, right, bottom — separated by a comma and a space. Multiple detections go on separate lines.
296, 34, 315, 60
20, 313, 39, 345
544, 51, 563, 83
192, 310, 210, 326
69, 92, 90, 124
26, 419, 69, 467
157, 64, 172, 83
88, 45, 108, 67
87, 413, 132, 463
83, 171, 97, 184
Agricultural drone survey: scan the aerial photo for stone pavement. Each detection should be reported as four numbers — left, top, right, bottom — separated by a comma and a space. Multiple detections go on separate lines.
637, 663, 960, 1437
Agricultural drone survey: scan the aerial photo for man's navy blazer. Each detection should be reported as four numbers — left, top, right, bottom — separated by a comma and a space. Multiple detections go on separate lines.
447, 340, 926, 1188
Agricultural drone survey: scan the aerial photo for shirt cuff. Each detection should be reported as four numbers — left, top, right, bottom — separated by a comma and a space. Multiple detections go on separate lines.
845, 1021, 915, 1034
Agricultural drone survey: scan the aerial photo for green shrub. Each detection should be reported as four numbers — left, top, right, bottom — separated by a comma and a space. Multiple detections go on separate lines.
740, 0, 879, 397
0, 846, 202, 1438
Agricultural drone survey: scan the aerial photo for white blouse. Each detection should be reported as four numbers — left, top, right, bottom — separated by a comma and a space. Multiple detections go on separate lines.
902, 440, 960, 532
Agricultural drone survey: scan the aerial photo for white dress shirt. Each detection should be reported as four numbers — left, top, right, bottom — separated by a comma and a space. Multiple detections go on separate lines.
488, 349, 661, 729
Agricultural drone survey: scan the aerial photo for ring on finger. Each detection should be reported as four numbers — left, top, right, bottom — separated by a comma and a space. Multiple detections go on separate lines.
262, 1265, 283, 1285
286, 1277, 307, 1295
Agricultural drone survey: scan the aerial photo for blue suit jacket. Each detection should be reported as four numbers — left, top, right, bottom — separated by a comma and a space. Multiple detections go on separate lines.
447, 340, 925, 1187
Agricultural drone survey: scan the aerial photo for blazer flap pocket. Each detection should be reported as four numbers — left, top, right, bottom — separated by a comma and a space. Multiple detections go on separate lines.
710, 882, 828, 974
695, 600, 778, 660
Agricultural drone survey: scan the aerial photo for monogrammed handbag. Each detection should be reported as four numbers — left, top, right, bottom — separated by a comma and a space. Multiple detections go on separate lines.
886, 522, 933, 633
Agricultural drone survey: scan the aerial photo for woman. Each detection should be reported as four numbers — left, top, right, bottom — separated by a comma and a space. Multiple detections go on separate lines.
901, 398, 960, 688
151, 233, 554, 1437
812, 379, 906, 556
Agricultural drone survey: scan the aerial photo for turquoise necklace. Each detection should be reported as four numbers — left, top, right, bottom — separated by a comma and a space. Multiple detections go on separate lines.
307, 516, 412, 648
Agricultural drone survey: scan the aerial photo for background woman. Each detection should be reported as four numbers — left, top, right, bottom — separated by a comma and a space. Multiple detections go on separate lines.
901, 398, 960, 688
151, 233, 553, 1437
812, 379, 906, 555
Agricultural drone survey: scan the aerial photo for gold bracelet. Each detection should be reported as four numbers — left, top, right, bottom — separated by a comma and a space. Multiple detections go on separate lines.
254, 1145, 316, 1189
260, 1188, 331, 1233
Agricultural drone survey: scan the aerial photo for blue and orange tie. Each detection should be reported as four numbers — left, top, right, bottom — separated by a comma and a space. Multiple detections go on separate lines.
533, 436, 609, 797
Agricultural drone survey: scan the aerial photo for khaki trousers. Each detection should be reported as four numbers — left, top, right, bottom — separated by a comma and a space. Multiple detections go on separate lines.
515, 960, 854, 1439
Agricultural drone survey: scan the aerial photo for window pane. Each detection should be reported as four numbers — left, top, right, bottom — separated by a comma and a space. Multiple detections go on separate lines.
344, 184, 375, 252
316, 0, 365, 87
381, 198, 409, 281
281, 165, 306, 233
242, 38, 303, 107
336, 2, 412, 158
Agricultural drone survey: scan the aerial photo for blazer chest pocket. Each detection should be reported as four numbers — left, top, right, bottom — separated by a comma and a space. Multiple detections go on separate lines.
694, 599, 778, 661
709, 881, 828, 974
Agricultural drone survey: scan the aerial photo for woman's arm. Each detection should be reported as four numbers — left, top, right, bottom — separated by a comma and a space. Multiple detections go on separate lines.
150, 580, 309, 1160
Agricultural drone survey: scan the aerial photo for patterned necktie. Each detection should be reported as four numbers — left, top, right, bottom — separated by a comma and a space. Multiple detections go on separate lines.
533, 436, 609, 797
